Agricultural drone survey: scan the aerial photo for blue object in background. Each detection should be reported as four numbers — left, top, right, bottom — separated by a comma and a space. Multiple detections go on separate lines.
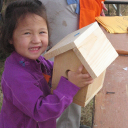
67, 0, 80, 14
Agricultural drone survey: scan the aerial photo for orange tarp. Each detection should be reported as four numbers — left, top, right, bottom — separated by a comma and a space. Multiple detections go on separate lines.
79, 0, 105, 28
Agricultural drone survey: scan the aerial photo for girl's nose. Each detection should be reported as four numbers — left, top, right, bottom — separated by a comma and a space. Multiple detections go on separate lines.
31, 34, 41, 43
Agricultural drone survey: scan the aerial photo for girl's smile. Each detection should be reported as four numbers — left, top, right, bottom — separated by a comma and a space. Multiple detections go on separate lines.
9, 14, 48, 60
29, 46, 42, 53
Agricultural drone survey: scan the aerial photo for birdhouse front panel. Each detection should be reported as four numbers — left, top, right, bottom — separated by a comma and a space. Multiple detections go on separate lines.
52, 49, 106, 107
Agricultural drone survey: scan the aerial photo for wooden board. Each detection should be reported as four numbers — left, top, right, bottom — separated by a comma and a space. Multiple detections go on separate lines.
73, 26, 118, 78
93, 25, 128, 128
52, 50, 106, 107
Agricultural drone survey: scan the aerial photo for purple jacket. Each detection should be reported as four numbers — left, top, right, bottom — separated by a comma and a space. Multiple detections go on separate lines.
0, 52, 80, 128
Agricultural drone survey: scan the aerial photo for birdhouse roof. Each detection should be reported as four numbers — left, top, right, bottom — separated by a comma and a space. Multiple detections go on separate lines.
44, 22, 118, 78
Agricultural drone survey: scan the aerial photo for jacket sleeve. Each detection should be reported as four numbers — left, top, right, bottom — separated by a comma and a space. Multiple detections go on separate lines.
2, 70, 80, 122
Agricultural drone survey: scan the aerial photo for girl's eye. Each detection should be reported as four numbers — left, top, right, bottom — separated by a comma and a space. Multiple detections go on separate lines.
40, 31, 45, 34
24, 32, 30, 35
40, 31, 48, 34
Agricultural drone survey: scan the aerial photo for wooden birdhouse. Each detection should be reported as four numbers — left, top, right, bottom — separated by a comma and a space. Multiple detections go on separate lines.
44, 22, 118, 107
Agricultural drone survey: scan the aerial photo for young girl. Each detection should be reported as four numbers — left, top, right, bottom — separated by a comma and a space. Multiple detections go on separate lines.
0, 0, 93, 128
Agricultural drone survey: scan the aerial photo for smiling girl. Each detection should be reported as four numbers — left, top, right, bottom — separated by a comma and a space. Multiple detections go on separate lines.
0, 0, 93, 128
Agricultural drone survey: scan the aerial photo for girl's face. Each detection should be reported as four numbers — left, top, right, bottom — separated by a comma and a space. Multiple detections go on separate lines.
10, 14, 48, 60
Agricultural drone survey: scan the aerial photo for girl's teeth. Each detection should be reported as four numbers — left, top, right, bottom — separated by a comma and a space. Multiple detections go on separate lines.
30, 48, 39, 50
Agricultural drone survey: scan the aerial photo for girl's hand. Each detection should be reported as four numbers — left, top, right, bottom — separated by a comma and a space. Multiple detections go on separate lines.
67, 65, 93, 88
101, 1, 108, 16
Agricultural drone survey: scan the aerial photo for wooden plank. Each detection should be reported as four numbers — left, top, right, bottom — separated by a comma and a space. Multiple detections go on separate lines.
73, 27, 118, 78
93, 25, 128, 128
93, 56, 128, 128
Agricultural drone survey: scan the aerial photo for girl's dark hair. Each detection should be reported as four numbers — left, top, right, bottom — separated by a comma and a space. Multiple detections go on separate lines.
0, 0, 49, 53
